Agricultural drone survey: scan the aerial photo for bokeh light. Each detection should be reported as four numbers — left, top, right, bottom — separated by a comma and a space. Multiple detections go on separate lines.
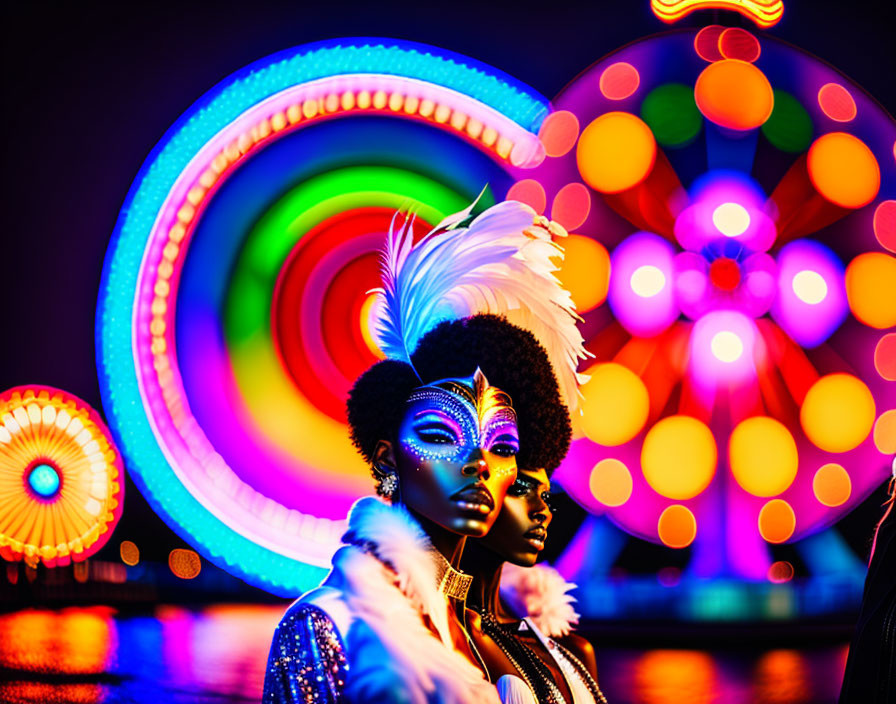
119, 541, 140, 567
576, 112, 657, 193
800, 374, 876, 453
710, 330, 744, 363
589, 458, 634, 507
718, 27, 761, 63
758, 499, 796, 543
609, 232, 678, 337
657, 505, 698, 548
693, 25, 725, 62
845, 252, 896, 328
642, 416, 716, 500
579, 363, 650, 446
812, 464, 852, 507
772, 239, 847, 348
507, 179, 547, 214
712, 202, 751, 237
817, 83, 857, 122
538, 110, 580, 158
761, 89, 813, 153
873, 410, 896, 455
874, 200, 896, 252
694, 59, 774, 131
768, 560, 793, 584
807, 132, 880, 208
169, 549, 202, 580
551, 182, 591, 231
554, 235, 610, 313
791, 270, 828, 305
767, 561, 795, 583
641, 83, 703, 147
599, 62, 641, 100
631, 265, 667, 297
874, 334, 896, 381
729, 416, 798, 497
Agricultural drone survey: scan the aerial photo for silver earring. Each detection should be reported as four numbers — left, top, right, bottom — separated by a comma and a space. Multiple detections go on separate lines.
380, 473, 398, 498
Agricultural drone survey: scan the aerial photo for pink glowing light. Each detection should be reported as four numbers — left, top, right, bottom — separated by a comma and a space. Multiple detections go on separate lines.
674, 171, 776, 253
771, 239, 848, 348
608, 232, 679, 337
689, 310, 759, 388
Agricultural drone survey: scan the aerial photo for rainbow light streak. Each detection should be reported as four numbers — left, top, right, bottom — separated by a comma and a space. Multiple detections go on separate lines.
771, 240, 848, 348
203, 169, 471, 511
650, 0, 784, 28
97, 39, 548, 594
608, 232, 679, 337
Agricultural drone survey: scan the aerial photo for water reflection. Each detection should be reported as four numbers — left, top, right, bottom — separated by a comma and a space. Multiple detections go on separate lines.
0, 605, 850, 704
633, 650, 719, 704
0, 607, 117, 674
753, 650, 811, 703
0, 607, 116, 703
157, 604, 278, 700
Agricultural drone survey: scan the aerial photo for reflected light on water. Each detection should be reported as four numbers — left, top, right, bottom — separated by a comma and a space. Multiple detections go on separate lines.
0, 605, 853, 703
0, 607, 116, 674
753, 650, 811, 703
0, 608, 115, 704
158, 604, 282, 700
0, 683, 106, 704
634, 650, 719, 703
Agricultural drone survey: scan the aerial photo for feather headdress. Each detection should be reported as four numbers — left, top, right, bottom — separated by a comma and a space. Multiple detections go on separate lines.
371, 198, 591, 411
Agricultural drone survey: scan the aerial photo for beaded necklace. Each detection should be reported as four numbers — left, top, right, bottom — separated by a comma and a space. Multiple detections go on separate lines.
548, 638, 609, 704
477, 610, 566, 704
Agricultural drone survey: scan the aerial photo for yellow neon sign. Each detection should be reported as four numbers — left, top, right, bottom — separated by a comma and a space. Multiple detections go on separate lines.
650, 0, 784, 28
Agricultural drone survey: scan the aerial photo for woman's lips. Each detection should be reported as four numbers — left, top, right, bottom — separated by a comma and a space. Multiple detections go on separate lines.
523, 526, 547, 550
452, 486, 495, 514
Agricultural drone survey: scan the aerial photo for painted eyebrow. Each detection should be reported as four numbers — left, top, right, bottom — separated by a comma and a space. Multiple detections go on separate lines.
412, 412, 465, 434
484, 434, 520, 455
412, 410, 464, 426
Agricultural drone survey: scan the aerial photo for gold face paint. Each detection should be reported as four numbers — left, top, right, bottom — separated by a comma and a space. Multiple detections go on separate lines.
397, 370, 518, 536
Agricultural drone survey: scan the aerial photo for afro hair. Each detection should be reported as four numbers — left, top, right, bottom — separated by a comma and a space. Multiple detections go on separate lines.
345, 314, 571, 475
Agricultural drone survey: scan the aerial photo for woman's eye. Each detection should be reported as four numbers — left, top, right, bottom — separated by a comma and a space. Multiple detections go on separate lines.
490, 443, 518, 458
508, 480, 529, 497
542, 491, 557, 510
417, 429, 456, 445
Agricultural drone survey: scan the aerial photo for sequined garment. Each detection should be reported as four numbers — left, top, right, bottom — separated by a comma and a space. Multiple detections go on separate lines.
263, 603, 349, 703
262, 498, 501, 704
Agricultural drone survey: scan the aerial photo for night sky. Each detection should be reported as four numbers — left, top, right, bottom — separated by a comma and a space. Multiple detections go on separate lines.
2, 0, 894, 580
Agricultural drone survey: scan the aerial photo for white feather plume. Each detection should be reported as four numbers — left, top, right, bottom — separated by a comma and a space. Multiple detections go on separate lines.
371, 199, 591, 411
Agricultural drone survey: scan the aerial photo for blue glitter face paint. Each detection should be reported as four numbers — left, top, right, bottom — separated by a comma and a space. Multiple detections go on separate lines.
394, 369, 519, 537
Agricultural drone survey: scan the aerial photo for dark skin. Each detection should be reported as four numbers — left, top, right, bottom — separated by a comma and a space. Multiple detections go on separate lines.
462, 468, 599, 699
371, 377, 519, 671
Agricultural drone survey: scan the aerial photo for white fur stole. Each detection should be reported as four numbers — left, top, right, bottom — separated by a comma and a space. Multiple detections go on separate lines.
335, 497, 500, 704
499, 563, 580, 638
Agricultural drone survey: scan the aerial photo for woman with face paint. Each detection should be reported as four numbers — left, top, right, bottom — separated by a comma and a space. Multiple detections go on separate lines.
263, 201, 589, 704
463, 468, 607, 704
427, 321, 606, 704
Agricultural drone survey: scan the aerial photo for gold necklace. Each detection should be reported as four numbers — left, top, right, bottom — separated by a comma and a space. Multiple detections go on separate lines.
431, 549, 473, 601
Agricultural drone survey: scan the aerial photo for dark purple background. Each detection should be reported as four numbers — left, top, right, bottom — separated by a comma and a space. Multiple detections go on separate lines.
1, 0, 894, 577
